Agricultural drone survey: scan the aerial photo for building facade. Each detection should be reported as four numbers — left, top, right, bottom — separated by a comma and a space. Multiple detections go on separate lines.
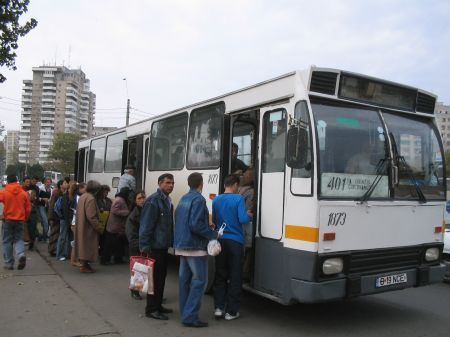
434, 102, 450, 153
19, 66, 96, 164
5, 130, 20, 167
93, 126, 117, 136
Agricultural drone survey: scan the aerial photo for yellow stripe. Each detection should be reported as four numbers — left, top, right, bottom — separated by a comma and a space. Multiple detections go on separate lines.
285, 225, 319, 242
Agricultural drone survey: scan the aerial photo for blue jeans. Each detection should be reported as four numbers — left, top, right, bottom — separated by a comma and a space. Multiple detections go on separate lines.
2, 220, 25, 267
178, 255, 208, 324
38, 205, 49, 240
56, 219, 70, 259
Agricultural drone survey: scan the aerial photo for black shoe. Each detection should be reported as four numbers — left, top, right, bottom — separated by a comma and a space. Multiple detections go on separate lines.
146, 311, 168, 320
131, 291, 142, 300
183, 320, 209, 328
159, 306, 173, 314
18, 256, 26, 270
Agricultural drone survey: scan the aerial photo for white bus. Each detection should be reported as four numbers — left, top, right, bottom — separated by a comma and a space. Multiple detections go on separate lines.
43, 171, 62, 185
76, 66, 446, 304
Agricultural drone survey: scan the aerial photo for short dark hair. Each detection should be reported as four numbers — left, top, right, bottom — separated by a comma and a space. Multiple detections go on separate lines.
224, 174, 240, 187
188, 172, 203, 189
7, 174, 17, 183
86, 180, 101, 194
158, 173, 174, 184
32, 175, 39, 180
125, 164, 136, 170
64, 177, 70, 184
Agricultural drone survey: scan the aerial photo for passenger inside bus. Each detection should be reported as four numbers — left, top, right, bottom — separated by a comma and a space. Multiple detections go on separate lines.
231, 143, 248, 174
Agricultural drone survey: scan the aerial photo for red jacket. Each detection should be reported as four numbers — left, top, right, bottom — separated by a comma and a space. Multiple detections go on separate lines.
0, 182, 32, 221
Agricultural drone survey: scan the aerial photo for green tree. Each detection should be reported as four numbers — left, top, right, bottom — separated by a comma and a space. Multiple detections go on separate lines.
48, 132, 80, 176
28, 162, 43, 179
0, 0, 38, 82
5, 161, 26, 179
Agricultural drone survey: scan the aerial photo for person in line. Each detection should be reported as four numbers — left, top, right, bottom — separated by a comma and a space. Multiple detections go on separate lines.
101, 187, 131, 265
96, 184, 112, 255
139, 173, 175, 320
70, 182, 86, 267
74, 180, 103, 273
212, 174, 252, 321
22, 176, 31, 191
174, 172, 220, 328
117, 165, 136, 195
0, 174, 31, 270
37, 177, 52, 242
26, 190, 40, 251
30, 176, 41, 196
231, 143, 248, 174
56, 180, 77, 261
125, 190, 146, 300
47, 178, 70, 256
21, 176, 32, 244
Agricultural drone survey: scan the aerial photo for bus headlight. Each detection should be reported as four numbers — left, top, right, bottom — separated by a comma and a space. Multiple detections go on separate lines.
322, 257, 344, 275
425, 247, 439, 262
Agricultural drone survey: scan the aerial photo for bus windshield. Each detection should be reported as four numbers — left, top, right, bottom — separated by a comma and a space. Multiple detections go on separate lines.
311, 99, 445, 200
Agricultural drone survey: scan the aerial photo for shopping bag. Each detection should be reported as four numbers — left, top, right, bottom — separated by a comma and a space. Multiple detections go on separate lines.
129, 255, 155, 295
98, 210, 109, 233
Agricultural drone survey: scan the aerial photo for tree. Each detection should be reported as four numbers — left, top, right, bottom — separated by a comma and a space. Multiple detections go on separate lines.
48, 132, 80, 176
5, 161, 25, 179
28, 162, 43, 179
0, 0, 37, 83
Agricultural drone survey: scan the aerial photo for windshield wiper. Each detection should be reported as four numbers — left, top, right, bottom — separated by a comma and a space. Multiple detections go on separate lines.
358, 158, 388, 203
397, 155, 427, 204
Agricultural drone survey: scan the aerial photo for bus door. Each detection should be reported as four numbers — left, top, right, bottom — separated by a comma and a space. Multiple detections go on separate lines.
258, 106, 287, 240
126, 135, 145, 190
75, 147, 88, 182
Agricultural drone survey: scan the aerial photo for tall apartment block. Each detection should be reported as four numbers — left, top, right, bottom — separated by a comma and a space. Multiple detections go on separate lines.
5, 130, 20, 167
19, 66, 96, 164
434, 101, 450, 153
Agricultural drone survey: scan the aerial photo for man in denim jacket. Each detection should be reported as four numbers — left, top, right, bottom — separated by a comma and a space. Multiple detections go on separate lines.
174, 172, 219, 328
139, 173, 174, 320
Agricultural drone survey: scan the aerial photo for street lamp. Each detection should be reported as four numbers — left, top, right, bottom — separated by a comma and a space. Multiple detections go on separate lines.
123, 78, 130, 126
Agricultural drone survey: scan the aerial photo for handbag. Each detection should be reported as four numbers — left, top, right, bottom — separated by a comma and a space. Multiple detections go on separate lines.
129, 255, 155, 295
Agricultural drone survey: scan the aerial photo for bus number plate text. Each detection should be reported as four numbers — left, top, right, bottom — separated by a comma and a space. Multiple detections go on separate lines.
375, 273, 407, 288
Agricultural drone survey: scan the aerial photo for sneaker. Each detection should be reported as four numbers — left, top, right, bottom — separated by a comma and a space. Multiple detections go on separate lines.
17, 256, 27, 270
224, 312, 240, 321
214, 308, 224, 318
58, 257, 66, 261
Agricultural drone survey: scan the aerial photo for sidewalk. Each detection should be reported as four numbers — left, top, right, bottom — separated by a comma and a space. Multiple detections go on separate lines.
0, 238, 119, 337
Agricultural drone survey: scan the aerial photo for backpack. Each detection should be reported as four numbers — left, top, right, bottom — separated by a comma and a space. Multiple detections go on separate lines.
54, 196, 64, 219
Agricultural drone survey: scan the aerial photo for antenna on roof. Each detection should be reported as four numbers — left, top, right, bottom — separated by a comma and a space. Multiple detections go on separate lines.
68, 45, 71, 68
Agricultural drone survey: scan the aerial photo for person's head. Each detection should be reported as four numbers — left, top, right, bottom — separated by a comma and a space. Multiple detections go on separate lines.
22, 176, 30, 188
28, 189, 37, 201
188, 172, 203, 191
124, 165, 136, 176
6, 174, 17, 184
86, 180, 101, 194
60, 177, 70, 192
158, 173, 174, 195
101, 184, 111, 198
241, 168, 254, 187
232, 143, 239, 159
68, 181, 78, 199
117, 187, 132, 202
224, 174, 240, 193
134, 190, 146, 208
43, 177, 52, 187
78, 182, 87, 195
31, 176, 39, 186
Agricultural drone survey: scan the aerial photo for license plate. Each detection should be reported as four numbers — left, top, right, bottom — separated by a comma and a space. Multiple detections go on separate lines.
375, 273, 407, 288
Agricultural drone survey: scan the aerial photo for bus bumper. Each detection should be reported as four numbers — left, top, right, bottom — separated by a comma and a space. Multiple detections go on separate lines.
290, 263, 446, 303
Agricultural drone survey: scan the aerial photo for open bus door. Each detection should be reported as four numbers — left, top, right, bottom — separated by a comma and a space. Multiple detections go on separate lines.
75, 148, 87, 183
125, 135, 145, 191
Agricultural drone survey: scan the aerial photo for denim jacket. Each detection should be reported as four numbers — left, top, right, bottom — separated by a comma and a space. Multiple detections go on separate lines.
139, 189, 173, 252
174, 189, 217, 251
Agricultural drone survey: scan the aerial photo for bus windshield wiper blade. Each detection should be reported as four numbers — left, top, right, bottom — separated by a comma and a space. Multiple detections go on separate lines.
397, 155, 427, 204
359, 158, 388, 204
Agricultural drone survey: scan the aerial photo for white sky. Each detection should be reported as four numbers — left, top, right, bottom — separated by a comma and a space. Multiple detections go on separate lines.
1, 0, 449, 132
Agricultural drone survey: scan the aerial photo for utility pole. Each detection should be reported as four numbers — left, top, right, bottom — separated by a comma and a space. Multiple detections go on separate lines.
126, 98, 130, 126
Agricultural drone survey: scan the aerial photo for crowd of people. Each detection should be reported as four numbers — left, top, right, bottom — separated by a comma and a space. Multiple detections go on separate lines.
0, 164, 255, 328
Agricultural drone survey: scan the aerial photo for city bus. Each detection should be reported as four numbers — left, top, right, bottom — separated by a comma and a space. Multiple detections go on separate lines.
76, 66, 446, 304
43, 170, 62, 185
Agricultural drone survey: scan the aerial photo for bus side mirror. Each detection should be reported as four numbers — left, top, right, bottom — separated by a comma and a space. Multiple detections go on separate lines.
287, 126, 308, 169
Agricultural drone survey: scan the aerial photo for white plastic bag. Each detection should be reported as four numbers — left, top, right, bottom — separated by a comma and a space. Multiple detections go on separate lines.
208, 240, 222, 256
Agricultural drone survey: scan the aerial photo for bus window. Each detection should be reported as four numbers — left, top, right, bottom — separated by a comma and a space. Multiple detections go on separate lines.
290, 101, 313, 179
149, 113, 188, 170
262, 110, 287, 173
88, 137, 106, 173
128, 138, 137, 168
105, 132, 126, 172
187, 103, 224, 169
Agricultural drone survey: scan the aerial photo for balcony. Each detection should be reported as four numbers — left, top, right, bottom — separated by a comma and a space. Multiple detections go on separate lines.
42, 79, 55, 84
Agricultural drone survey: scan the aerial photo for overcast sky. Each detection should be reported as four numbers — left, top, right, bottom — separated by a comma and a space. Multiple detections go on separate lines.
1, 0, 449, 132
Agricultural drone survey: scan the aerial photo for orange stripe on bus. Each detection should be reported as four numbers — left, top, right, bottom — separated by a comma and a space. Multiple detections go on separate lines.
285, 225, 319, 242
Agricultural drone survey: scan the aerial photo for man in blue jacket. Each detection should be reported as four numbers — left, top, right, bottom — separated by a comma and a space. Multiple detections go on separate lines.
174, 172, 219, 328
139, 173, 174, 320
212, 174, 252, 321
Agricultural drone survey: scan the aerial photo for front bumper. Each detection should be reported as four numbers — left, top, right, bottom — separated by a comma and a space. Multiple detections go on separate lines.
290, 263, 446, 303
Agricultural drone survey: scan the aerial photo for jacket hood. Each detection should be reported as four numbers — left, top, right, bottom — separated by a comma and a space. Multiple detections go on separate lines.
6, 182, 22, 195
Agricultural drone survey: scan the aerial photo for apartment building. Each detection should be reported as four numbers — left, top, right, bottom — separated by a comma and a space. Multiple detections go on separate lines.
19, 66, 96, 164
5, 130, 20, 167
434, 101, 450, 153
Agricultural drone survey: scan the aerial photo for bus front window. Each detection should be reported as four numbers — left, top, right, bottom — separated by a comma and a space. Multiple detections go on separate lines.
382, 112, 444, 200
312, 99, 389, 199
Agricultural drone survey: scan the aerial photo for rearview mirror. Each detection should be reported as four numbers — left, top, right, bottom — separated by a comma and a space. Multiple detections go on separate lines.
287, 126, 308, 168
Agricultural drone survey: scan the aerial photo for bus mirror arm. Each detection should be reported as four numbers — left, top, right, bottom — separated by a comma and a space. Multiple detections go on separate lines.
391, 165, 399, 187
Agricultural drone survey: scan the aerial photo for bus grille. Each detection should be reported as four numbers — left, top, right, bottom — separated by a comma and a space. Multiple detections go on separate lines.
310, 71, 338, 95
348, 246, 422, 275
416, 92, 436, 114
